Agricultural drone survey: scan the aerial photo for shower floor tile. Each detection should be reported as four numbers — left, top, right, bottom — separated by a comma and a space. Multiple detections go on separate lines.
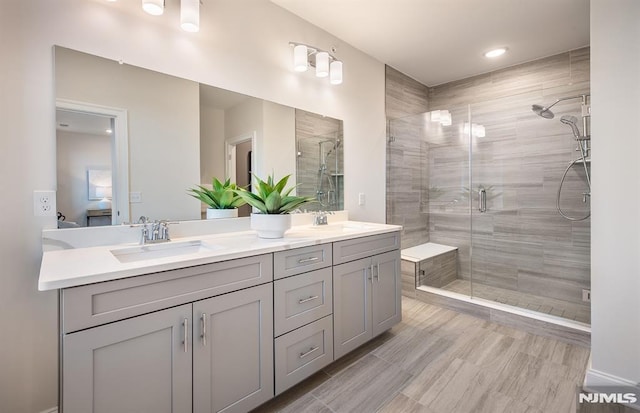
440, 279, 591, 324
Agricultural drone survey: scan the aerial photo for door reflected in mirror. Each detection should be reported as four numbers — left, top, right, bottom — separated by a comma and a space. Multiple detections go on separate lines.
54, 46, 344, 228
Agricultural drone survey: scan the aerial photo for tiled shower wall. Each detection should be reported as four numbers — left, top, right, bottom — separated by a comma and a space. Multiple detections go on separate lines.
386, 48, 591, 308
295, 110, 344, 211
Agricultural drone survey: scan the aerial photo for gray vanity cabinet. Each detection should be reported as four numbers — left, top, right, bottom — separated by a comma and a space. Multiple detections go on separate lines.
332, 233, 401, 359
60, 254, 273, 413
62, 304, 193, 413
193, 283, 273, 413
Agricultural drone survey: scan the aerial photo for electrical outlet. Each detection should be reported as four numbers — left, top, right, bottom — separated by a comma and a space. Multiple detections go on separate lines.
582, 289, 591, 302
358, 192, 366, 206
34, 190, 56, 216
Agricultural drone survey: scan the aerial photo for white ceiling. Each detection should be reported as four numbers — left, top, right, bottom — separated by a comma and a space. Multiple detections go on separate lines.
271, 0, 590, 86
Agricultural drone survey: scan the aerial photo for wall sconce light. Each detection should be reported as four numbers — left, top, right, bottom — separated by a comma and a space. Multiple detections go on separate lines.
140, 0, 200, 32
464, 122, 486, 138
289, 42, 343, 85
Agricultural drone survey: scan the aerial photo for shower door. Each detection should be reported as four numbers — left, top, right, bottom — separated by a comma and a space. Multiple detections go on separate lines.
387, 106, 472, 293
469, 91, 591, 324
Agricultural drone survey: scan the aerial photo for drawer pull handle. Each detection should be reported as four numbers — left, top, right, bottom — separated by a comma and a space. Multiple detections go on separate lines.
298, 256, 319, 264
183, 318, 189, 353
299, 346, 319, 359
298, 295, 319, 304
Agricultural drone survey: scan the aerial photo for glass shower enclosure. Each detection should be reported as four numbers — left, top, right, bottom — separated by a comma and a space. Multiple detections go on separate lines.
388, 90, 591, 324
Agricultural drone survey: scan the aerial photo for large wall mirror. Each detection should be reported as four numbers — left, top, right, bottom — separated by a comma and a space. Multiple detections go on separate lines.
54, 46, 343, 228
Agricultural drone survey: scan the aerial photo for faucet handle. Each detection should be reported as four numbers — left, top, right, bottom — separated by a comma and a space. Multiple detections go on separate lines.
312, 210, 330, 226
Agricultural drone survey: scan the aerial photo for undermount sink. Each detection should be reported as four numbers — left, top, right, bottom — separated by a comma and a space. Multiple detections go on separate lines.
110, 240, 222, 263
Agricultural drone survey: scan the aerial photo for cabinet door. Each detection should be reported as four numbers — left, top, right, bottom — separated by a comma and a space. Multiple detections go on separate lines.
193, 283, 273, 413
372, 250, 402, 336
63, 304, 192, 413
333, 257, 372, 359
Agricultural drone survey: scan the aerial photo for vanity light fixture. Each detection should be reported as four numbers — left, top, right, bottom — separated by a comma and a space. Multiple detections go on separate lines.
289, 42, 343, 85
140, 0, 201, 33
142, 0, 164, 16
484, 47, 507, 58
180, 0, 200, 32
329, 60, 343, 85
315, 52, 330, 78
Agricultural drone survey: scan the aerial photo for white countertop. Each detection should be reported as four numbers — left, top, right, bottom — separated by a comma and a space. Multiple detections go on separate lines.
38, 221, 401, 291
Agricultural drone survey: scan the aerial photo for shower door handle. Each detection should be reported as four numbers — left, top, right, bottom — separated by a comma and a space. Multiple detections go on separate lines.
478, 188, 487, 213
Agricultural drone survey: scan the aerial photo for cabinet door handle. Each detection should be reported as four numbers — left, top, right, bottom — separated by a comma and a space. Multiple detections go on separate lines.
298, 256, 319, 264
183, 318, 189, 353
299, 346, 319, 359
201, 313, 207, 346
298, 295, 319, 304
367, 265, 372, 281
374, 262, 380, 282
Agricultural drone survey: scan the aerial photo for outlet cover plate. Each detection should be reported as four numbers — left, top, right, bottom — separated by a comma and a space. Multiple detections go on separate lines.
34, 190, 56, 216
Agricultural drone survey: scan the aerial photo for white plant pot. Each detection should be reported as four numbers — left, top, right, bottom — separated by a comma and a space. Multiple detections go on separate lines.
206, 208, 238, 219
251, 213, 292, 239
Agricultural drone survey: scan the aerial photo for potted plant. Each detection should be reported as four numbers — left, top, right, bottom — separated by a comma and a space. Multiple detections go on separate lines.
188, 178, 246, 219
234, 173, 315, 238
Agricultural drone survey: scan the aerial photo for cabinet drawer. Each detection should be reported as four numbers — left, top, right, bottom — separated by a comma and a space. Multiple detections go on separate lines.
273, 244, 332, 279
332, 232, 400, 265
274, 315, 333, 395
62, 254, 272, 333
274, 267, 332, 336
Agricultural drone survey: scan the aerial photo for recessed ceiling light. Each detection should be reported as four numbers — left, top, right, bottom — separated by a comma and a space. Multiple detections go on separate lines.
106, 129, 113, 134
484, 48, 507, 58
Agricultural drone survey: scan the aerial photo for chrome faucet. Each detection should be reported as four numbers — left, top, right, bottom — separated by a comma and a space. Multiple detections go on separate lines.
312, 210, 333, 226
140, 220, 171, 245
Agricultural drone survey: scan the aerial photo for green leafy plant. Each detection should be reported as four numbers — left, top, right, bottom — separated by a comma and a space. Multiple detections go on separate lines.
234, 173, 315, 214
188, 178, 246, 210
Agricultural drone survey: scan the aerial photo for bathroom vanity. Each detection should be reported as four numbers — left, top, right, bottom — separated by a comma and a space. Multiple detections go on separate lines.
39, 220, 401, 413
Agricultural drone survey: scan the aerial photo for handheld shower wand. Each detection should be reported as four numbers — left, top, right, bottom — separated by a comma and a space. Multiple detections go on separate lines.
560, 115, 581, 140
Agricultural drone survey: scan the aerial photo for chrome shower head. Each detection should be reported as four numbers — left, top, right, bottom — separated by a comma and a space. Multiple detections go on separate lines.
560, 115, 581, 139
532, 104, 554, 119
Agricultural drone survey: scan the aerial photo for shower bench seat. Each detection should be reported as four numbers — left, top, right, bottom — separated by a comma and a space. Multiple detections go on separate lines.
401, 243, 458, 297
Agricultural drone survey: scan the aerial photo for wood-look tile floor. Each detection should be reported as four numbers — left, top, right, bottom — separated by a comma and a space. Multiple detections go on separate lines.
441, 279, 591, 324
253, 297, 632, 413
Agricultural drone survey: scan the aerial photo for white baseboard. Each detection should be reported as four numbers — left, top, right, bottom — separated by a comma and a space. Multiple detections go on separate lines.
39, 408, 58, 413
584, 367, 640, 410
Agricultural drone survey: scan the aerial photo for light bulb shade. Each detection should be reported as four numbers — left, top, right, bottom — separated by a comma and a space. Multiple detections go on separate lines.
330, 61, 343, 85
293, 45, 309, 72
142, 0, 164, 15
181, 0, 199, 32
316, 52, 329, 78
